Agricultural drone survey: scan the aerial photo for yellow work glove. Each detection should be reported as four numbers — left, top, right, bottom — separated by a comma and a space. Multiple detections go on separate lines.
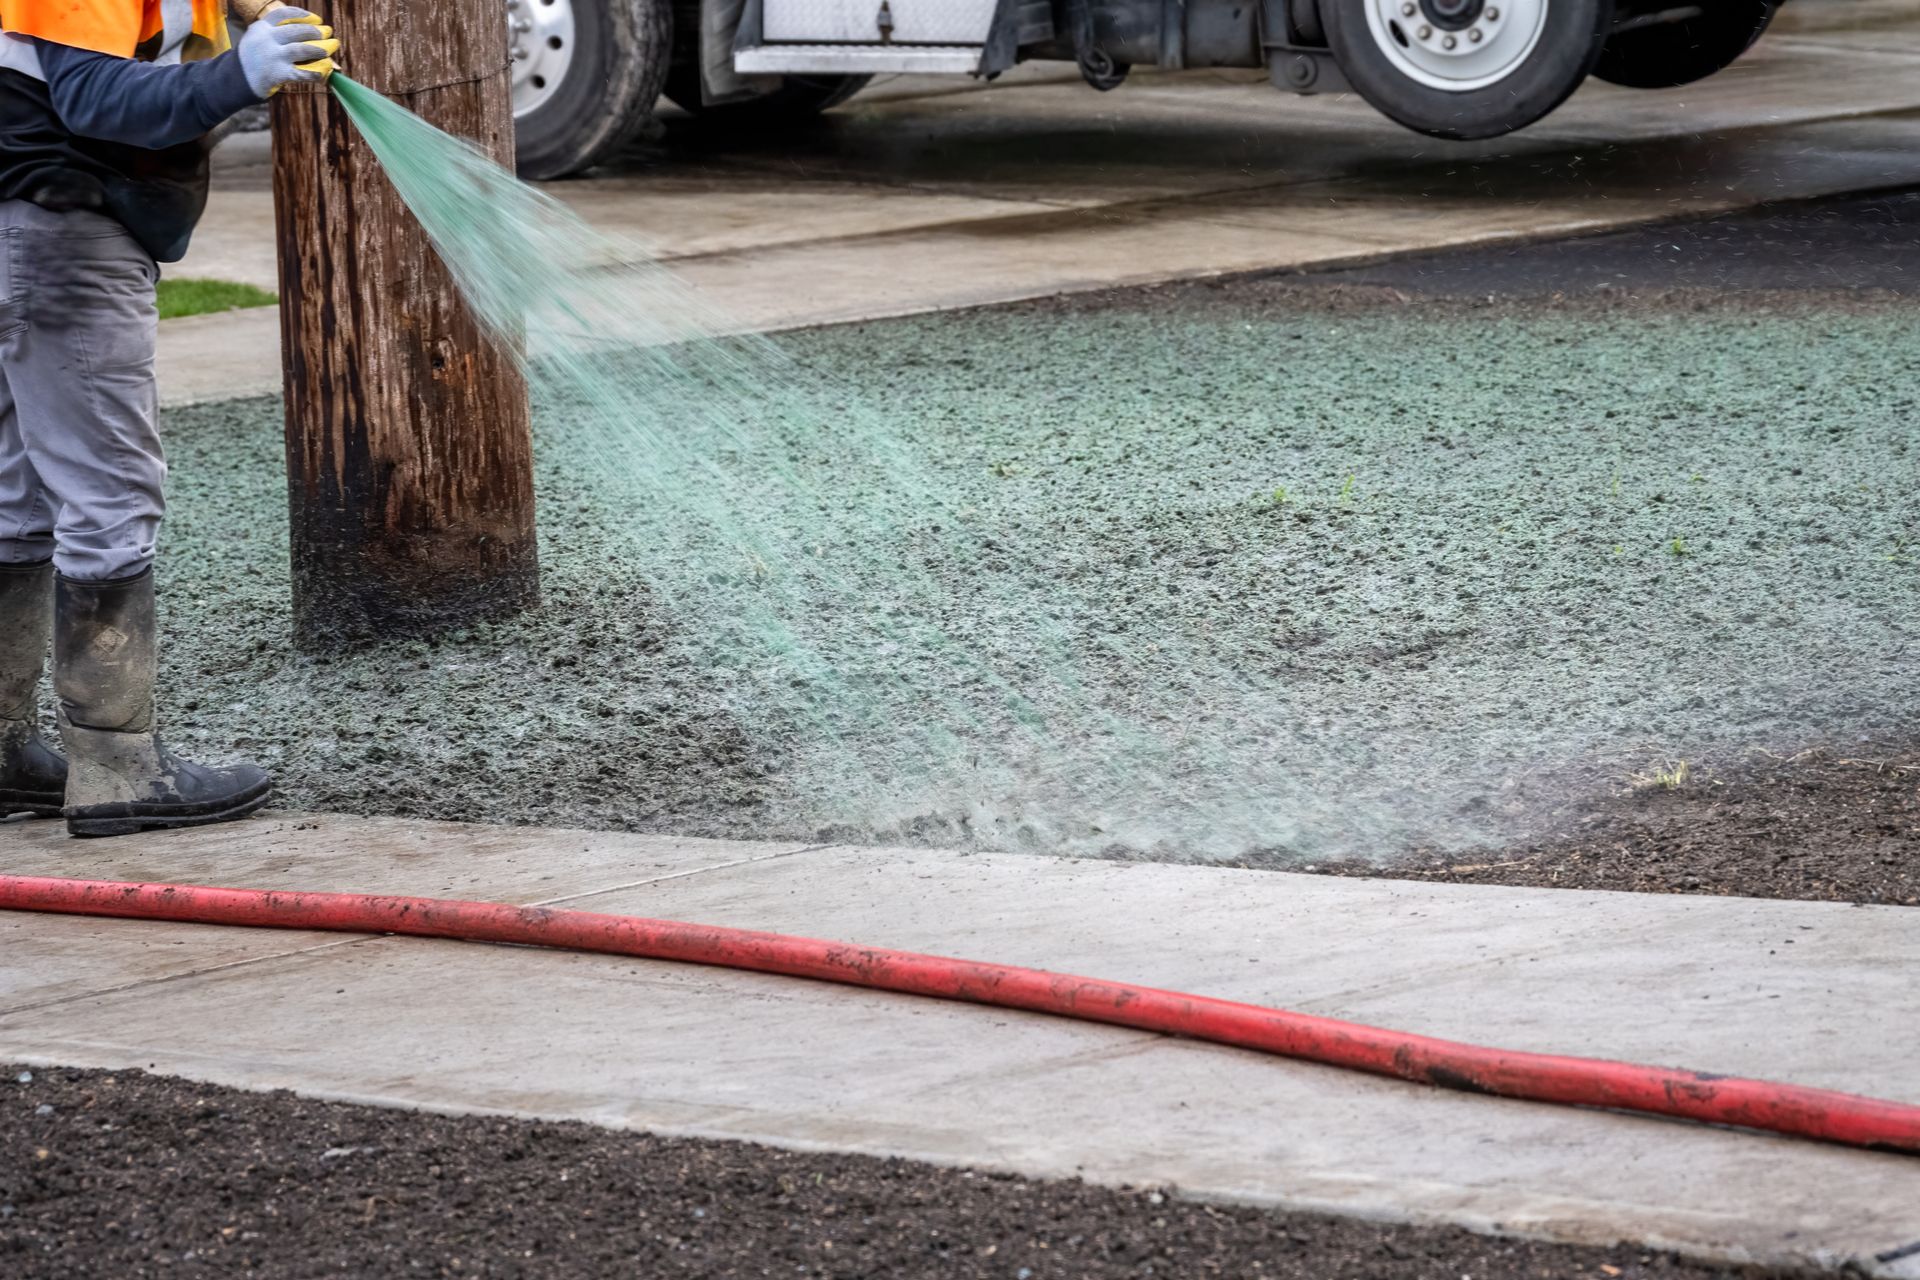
237, 6, 340, 96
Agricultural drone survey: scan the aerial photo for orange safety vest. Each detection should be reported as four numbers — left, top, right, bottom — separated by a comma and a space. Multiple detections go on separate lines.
0, 0, 230, 61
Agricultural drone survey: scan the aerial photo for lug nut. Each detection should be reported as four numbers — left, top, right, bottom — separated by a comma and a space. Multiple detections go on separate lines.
1468, 27, 1482, 41
1442, 34, 1456, 48
1417, 24, 1432, 38
1401, 1, 1415, 13
1486, 6, 1499, 17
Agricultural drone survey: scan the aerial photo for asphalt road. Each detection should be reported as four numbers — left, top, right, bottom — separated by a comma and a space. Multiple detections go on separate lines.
1312, 186, 1920, 296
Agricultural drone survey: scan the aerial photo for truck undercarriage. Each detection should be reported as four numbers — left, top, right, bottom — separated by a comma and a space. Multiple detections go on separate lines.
508, 0, 1782, 179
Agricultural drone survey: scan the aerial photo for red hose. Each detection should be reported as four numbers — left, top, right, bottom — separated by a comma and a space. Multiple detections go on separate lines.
3, 873, 1916, 1155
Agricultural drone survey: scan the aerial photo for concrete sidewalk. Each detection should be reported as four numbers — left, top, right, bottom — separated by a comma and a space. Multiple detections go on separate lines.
2, 813, 1916, 1275
160, 2, 1920, 405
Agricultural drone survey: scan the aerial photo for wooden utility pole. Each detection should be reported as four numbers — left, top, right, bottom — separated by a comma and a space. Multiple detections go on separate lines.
267, 0, 539, 647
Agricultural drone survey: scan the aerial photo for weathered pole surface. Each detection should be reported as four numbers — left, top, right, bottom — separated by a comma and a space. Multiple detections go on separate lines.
269, 0, 539, 648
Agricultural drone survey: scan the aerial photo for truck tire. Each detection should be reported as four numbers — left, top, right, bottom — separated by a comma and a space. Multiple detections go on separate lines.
511, 0, 672, 180
662, 70, 872, 127
1320, 0, 1615, 140
1593, 1, 1776, 89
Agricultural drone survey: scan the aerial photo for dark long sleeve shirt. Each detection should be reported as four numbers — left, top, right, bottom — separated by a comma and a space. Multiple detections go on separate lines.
35, 40, 260, 151
0, 35, 262, 261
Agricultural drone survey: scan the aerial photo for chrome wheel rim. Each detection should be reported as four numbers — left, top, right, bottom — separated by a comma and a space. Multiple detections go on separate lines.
509, 0, 576, 117
1363, 0, 1549, 92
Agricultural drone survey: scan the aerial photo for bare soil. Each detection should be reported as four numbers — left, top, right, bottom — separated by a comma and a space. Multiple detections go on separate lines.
1, 1064, 1805, 1280
1296, 748, 1920, 905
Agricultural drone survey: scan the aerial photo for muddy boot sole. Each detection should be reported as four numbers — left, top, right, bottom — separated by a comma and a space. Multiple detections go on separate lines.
0, 789, 67, 820
65, 778, 274, 838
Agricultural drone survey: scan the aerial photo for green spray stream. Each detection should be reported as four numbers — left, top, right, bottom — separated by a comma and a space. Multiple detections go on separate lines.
315, 76, 1623, 856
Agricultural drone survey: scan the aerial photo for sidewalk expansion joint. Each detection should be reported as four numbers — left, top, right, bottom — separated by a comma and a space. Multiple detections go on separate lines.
533, 841, 841, 908
0, 933, 374, 1022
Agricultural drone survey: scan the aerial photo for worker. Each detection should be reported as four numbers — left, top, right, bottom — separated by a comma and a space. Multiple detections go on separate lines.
0, 0, 336, 835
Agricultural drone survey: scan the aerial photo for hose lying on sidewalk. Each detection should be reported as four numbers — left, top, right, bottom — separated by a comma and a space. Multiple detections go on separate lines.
3, 874, 1916, 1155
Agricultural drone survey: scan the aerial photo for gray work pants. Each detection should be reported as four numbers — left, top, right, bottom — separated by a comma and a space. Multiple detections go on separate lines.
0, 200, 164, 582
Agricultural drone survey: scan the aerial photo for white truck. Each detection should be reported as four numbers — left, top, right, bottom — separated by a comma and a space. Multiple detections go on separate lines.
507, 0, 1781, 179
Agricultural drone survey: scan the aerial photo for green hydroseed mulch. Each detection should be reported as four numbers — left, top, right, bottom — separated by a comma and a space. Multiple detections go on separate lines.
151, 291, 1918, 858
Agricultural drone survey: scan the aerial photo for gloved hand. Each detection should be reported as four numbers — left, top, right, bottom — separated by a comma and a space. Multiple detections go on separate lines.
237, 7, 340, 99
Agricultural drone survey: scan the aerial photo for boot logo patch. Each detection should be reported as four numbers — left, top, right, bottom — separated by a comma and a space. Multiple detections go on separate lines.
91, 626, 130, 657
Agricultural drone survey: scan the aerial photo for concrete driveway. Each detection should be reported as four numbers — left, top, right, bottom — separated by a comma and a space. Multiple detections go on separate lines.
164, 0, 1920, 403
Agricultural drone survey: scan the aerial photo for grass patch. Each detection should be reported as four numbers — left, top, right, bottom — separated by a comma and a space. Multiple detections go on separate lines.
156, 277, 277, 320
1630, 759, 1694, 792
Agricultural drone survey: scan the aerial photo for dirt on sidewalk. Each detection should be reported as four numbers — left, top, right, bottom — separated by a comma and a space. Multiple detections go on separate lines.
1293, 747, 1920, 905
1, 1064, 1816, 1280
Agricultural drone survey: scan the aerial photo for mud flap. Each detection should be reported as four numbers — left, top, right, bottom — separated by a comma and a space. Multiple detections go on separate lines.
704, 0, 780, 105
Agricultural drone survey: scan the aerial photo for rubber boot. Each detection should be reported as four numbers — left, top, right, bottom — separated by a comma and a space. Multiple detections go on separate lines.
0, 559, 67, 817
55, 568, 272, 838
